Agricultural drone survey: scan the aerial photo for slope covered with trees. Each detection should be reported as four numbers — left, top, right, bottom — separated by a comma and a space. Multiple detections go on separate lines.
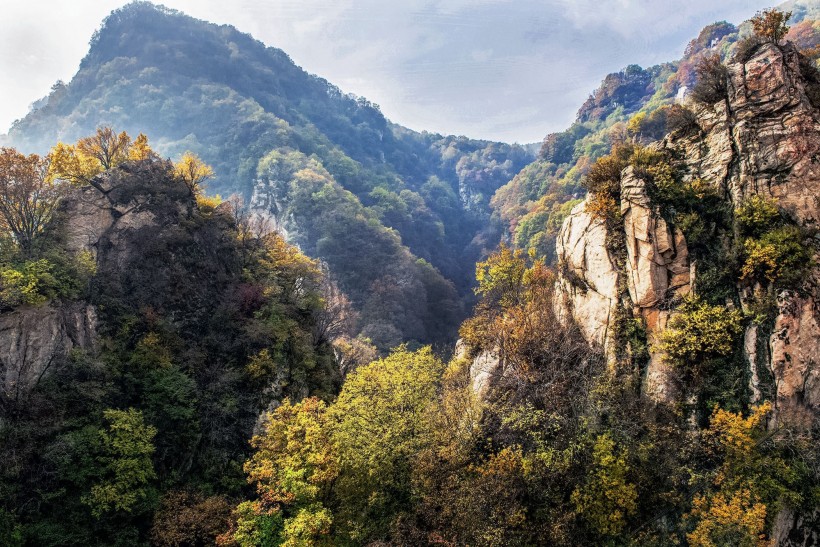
5, 1, 534, 350
492, 0, 820, 263
0, 131, 344, 544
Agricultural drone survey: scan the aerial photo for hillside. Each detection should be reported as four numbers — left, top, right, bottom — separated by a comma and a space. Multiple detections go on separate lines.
6, 1, 534, 349
491, 0, 820, 264
2, 2, 820, 546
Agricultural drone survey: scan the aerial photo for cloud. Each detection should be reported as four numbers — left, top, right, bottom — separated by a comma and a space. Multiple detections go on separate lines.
0, 0, 774, 142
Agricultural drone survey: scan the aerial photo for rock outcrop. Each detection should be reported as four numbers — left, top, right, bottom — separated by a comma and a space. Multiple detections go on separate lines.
554, 42, 820, 414
554, 200, 620, 354
0, 302, 96, 402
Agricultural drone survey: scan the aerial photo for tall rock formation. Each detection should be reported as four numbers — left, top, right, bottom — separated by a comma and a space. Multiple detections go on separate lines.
555, 42, 820, 420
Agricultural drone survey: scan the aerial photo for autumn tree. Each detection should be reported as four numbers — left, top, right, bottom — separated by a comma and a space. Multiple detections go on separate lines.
0, 147, 62, 251
225, 398, 336, 547
751, 8, 791, 43
49, 127, 156, 191
174, 151, 214, 195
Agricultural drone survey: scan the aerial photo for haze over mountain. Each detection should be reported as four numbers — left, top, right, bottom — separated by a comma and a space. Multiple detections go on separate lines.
6, 2, 535, 350
2, 1, 820, 545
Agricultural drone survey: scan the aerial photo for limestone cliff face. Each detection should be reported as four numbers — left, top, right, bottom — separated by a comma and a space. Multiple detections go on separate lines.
0, 303, 96, 404
554, 42, 820, 415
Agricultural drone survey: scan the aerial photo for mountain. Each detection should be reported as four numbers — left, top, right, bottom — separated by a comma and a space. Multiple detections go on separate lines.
6, 1, 535, 350
490, 0, 820, 265
3, 2, 820, 546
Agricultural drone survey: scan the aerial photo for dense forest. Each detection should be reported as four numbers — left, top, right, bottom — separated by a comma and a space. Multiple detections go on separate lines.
5, 1, 535, 351
1, 1, 820, 546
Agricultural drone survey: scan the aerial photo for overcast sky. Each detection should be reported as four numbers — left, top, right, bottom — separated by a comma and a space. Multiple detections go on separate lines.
1, 0, 775, 143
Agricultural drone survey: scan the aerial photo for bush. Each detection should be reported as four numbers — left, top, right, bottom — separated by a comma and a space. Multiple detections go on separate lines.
735, 195, 781, 237
733, 35, 766, 64
665, 104, 700, 138
691, 54, 729, 105
741, 225, 814, 288
657, 295, 743, 372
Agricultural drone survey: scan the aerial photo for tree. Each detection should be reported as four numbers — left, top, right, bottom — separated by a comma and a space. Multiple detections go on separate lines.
691, 53, 729, 105
174, 152, 214, 194
0, 147, 62, 251
227, 398, 336, 547
330, 346, 444, 541
49, 127, 156, 191
85, 408, 157, 517
77, 127, 132, 170
751, 9, 791, 44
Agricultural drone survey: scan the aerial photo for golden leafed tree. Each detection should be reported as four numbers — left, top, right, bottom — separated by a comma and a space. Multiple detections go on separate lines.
174, 152, 214, 194
0, 147, 63, 251
751, 8, 792, 43
49, 127, 156, 191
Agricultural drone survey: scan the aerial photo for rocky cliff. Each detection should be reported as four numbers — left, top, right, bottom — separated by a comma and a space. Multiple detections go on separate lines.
554, 41, 820, 422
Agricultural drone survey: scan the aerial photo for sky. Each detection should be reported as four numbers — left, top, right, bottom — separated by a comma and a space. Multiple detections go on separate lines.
0, 0, 776, 143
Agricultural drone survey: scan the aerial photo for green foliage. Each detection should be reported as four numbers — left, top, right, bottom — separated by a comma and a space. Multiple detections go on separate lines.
735, 195, 781, 237
330, 346, 444, 541
741, 225, 814, 288
571, 434, 638, 537
85, 408, 157, 517
0, 147, 340, 544
658, 295, 743, 375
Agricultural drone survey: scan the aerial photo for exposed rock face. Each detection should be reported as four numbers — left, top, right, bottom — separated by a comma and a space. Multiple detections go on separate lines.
0, 303, 96, 402
454, 338, 503, 399
621, 167, 691, 402
769, 292, 820, 423
554, 42, 820, 413
554, 169, 690, 401
554, 200, 620, 354
667, 42, 820, 417
620, 167, 690, 311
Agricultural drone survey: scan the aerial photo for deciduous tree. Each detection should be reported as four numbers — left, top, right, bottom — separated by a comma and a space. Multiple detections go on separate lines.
0, 147, 62, 251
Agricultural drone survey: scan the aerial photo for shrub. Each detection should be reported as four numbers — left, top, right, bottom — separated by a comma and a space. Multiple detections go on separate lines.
691, 54, 729, 105
657, 295, 743, 370
0, 259, 58, 308
741, 225, 813, 288
666, 104, 700, 138
735, 195, 780, 237
583, 144, 635, 222
734, 35, 766, 64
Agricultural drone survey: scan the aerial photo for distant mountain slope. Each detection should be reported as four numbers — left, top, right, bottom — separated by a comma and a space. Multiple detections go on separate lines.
491, 0, 820, 262
6, 1, 534, 349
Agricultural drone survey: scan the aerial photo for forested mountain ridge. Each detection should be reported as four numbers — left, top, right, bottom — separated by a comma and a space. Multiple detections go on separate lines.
2, 2, 820, 546
6, 1, 534, 350
491, 0, 820, 264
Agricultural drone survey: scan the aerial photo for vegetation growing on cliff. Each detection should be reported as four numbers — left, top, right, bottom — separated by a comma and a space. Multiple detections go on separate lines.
0, 129, 341, 545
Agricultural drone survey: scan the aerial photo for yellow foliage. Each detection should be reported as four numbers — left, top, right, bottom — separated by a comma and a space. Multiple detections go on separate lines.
196, 193, 223, 213
571, 434, 637, 537
174, 152, 214, 194
128, 133, 154, 161
687, 489, 769, 547
48, 141, 103, 185
77, 127, 131, 169
48, 127, 156, 187
705, 402, 772, 462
